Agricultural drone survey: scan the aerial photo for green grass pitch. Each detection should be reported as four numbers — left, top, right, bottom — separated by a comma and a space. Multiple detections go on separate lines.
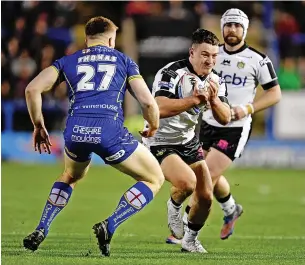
2, 162, 305, 265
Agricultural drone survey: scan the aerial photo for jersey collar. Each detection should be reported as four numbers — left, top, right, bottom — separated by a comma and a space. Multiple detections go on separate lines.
87, 43, 109, 48
223, 42, 248, 55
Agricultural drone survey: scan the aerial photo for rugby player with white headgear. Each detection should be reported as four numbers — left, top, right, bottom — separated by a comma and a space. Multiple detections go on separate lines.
167, 8, 282, 244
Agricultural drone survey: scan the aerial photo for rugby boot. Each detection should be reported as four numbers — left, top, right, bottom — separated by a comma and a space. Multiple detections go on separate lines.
220, 204, 243, 240
23, 229, 45, 251
167, 199, 184, 239
93, 220, 113, 257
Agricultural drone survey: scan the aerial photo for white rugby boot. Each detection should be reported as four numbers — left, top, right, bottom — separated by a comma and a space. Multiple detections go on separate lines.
167, 198, 184, 239
181, 227, 207, 253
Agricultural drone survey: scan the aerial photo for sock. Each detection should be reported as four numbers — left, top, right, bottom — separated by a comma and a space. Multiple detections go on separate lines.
170, 197, 182, 208
182, 205, 190, 224
107, 182, 153, 235
188, 221, 203, 232
184, 223, 200, 241
36, 182, 73, 236
217, 193, 236, 216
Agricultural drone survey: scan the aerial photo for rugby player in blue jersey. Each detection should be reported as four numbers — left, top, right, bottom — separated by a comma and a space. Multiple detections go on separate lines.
23, 16, 164, 257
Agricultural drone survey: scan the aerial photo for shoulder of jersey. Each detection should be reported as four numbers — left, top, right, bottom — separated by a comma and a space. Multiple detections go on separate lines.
168, 59, 187, 69
163, 60, 179, 69
159, 59, 187, 74
211, 68, 221, 77
246, 45, 267, 60
114, 49, 128, 58
219, 43, 267, 60
108, 48, 129, 62
68, 49, 83, 57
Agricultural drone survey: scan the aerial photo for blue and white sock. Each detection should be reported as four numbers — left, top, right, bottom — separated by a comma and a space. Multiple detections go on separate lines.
36, 182, 73, 236
107, 182, 153, 235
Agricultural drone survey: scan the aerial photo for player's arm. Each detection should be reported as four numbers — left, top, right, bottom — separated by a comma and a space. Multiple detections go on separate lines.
234, 83, 281, 118
128, 77, 160, 137
154, 74, 208, 118
155, 94, 203, 118
208, 79, 231, 125
232, 57, 281, 120
252, 84, 281, 113
25, 66, 59, 128
126, 57, 159, 136
252, 57, 281, 112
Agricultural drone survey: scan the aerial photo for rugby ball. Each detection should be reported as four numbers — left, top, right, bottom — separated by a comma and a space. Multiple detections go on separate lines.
204, 72, 220, 90
177, 73, 209, 115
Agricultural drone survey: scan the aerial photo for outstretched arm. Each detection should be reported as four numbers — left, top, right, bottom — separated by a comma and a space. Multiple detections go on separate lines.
25, 66, 59, 153
128, 77, 160, 137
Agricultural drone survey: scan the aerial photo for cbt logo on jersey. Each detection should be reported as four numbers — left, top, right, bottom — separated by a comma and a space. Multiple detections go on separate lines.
218, 71, 247, 86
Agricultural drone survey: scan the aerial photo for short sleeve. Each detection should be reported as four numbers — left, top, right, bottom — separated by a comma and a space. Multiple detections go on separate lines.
127, 58, 142, 83
51, 57, 65, 84
52, 56, 65, 73
153, 68, 179, 99
257, 57, 279, 90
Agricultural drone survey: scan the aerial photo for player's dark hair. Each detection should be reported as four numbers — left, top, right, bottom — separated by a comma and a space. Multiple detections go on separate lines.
85, 16, 118, 36
191, 29, 219, 46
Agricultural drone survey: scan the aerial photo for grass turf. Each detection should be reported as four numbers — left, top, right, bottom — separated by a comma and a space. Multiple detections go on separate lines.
2, 163, 305, 265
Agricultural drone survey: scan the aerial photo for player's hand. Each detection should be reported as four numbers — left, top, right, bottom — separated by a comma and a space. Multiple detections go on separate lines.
139, 125, 158, 138
193, 82, 209, 105
207, 79, 219, 101
33, 126, 52, 154
231, 105, 249, 121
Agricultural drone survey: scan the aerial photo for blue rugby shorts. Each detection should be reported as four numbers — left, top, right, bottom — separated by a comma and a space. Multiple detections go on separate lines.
63, 116, 138, 164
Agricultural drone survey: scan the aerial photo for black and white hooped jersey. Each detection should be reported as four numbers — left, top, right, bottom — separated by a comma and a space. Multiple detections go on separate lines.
143, 59, 227, 147
202, 43, 279, 128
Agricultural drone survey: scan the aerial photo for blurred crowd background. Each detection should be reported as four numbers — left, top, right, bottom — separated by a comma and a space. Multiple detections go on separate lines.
1, 1, 305, 136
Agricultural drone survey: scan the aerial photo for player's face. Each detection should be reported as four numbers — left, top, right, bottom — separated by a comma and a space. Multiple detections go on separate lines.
223, 23, 243, 46
190, 43, 218, 75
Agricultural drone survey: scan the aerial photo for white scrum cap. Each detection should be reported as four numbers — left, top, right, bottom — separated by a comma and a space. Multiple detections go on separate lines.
221, 8, 249, 41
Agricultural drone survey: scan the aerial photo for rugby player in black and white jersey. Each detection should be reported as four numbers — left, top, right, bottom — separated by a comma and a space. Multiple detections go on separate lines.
142, 29, 231, 253
179, 9, 282, 241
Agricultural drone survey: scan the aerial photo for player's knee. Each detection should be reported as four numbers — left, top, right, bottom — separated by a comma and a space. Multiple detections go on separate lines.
196, 180, 213, 205
59, 170, 84, 184
151, 172, 165, 192
176, 177, 196, 195
157, 174, 165, 191
158, 173, 165, 187
197, 189, 213, 208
